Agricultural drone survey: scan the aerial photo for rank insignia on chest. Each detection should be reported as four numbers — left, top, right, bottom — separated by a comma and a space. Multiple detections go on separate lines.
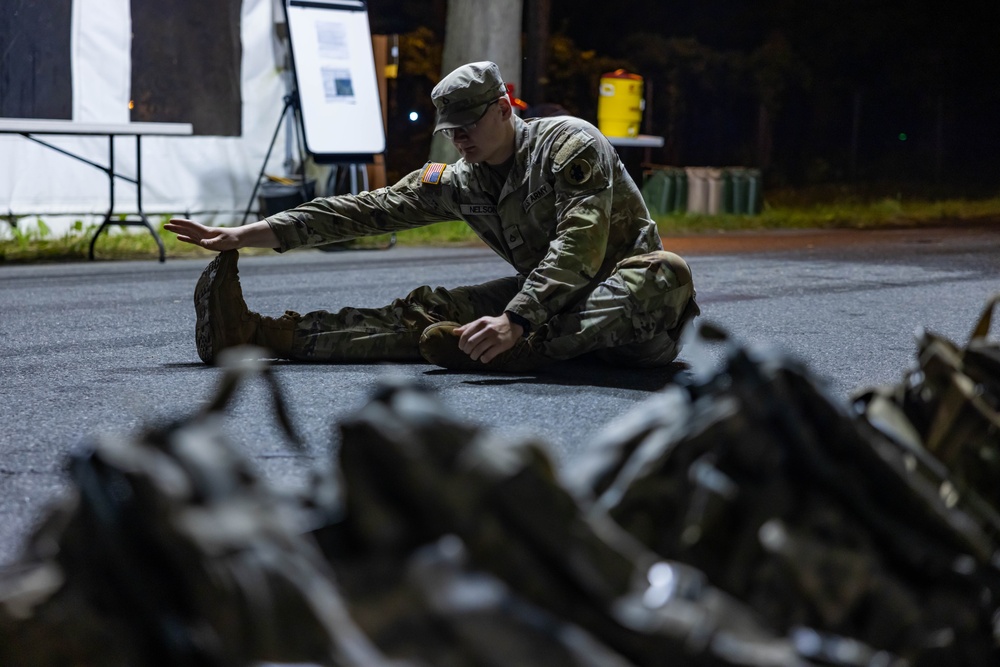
504, 225, 525, 249
421, 162, 447, 185
563, 157, 593, 186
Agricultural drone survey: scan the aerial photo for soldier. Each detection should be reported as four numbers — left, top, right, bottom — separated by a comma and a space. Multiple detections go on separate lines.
165, 61, 699, 372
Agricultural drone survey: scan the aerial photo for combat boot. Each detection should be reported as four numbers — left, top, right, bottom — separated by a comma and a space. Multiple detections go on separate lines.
419, 321, 553, 373
194, 251, 298, 364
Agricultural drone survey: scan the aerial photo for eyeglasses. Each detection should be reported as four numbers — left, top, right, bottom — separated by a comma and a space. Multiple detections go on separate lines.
440, 99, 500, 139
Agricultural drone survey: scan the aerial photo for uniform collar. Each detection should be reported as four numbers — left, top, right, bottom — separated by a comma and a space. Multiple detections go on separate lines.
465, 115, 530, 203
495, 115, 532, 204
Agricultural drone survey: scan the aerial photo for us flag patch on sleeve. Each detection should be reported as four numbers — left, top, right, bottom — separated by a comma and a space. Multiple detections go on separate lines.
421, 162, 447, 185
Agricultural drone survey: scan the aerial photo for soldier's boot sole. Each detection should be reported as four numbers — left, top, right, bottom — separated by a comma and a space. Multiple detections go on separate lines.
419, 321, 552, 373
194, 250, 258, 365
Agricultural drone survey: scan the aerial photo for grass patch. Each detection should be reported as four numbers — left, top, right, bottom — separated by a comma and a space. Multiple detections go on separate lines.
3, 194, 999, 263
0, 217, 296, 263
0, 219, 219, 263
0, 217, 486, 263
349, 219, 481, 249
655, 195, 1000, 235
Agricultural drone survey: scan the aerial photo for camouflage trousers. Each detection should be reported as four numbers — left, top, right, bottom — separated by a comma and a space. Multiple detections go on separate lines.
288, 250, 698, 367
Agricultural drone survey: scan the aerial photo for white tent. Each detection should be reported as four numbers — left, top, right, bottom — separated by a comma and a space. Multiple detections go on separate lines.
1, 0, 293, 236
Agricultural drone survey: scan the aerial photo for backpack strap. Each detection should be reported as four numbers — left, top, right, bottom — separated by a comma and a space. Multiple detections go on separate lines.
970, 292, 1000, 342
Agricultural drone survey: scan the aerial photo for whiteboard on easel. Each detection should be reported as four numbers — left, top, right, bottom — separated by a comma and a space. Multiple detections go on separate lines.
284, 0, 385, 160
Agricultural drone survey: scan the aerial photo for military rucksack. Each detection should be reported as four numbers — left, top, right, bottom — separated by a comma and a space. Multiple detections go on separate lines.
0, 350, 394, 667
566, 320, 1000, 667
854, 293, 1000, 516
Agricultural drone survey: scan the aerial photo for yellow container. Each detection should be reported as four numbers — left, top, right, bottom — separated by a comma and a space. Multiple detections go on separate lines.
597, 69, 644, 137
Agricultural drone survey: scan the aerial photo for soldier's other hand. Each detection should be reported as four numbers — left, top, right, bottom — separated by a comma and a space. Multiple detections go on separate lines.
164, 218, 242, 252
455, 314, 523, 363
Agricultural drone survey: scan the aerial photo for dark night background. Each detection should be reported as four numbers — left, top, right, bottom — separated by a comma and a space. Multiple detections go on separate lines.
4, 0, 999, 194
367, 0, 1000, 194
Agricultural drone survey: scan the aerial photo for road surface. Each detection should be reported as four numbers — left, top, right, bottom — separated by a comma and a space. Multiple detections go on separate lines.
1, 222, 997, 564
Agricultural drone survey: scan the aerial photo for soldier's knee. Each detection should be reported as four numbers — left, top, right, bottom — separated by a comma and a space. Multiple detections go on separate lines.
618, 250, 693, 295
402, 284, 441, 305
659, 251, 693, 287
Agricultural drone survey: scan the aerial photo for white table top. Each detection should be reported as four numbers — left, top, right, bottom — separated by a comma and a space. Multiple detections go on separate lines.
606, 134, 665, 148
0, 118, 194, 136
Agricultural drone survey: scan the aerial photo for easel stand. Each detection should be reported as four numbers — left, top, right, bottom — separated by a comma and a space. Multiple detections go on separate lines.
240, 89, 395, 249
241, 92, 309, 225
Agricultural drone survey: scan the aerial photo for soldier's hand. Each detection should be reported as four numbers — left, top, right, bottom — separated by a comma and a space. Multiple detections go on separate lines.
455, 314, 524, 363
164, 218, 243, 252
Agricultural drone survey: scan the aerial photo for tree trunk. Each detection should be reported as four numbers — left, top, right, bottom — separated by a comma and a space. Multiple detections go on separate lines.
523, 0, 551, 107
850, 90, 862, 181
757, 102, 773, 171
935, 94, 944, 184
429, 0, 523, 163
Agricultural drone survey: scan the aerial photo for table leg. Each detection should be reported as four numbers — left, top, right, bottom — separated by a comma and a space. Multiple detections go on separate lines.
89, 136, 117, 261
135, 136, 166, 262
88, 134, 166, 262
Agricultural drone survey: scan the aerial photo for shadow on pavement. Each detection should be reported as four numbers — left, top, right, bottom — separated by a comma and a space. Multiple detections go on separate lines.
424, 358, 691, 393
160, 358, 691, 393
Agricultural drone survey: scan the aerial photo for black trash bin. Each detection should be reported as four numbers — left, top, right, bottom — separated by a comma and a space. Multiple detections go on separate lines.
257, 178, 315, 218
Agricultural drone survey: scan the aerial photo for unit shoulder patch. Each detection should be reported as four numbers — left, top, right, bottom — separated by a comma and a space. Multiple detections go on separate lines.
421, 162, 447, 185
562, 157, 593, 186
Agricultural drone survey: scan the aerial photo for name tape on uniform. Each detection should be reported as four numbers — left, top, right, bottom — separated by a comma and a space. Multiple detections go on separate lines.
460, 204, 497, 216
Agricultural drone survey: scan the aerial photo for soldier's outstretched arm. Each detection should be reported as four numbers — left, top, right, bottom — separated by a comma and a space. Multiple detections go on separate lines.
164, 218, 279, 252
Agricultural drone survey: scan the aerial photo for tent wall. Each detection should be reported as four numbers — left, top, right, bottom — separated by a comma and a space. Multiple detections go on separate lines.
1, 0, 290, 232
130, 0, 244, 136
0, 0, 74, 119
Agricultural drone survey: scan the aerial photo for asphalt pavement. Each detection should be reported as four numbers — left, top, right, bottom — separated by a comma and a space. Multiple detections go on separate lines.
1, 223, 998, 565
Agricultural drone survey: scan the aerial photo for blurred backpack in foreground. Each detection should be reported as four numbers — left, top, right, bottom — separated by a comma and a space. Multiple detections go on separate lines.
324, 378, 891, 667
4, 289, 999, 666
567, 302, 1000, 667
1, 352, 892, 666
854, 293, 1000, 513
0, 350, 395, 667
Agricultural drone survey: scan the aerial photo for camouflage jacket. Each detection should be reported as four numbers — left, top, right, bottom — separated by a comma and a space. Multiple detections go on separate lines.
265, 115, 663, 328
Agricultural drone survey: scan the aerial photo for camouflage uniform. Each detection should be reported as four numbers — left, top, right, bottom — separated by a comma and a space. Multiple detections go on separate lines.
265, 113, 698, 367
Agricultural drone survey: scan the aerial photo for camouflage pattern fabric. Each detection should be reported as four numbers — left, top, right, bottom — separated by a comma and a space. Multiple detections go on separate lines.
326, 379, 893, 667
290, 276, 520, 362
1, 351, 894, 667
265, 114, 697, 366
548, 250, 698, 365
286, 251, 696, 367
566, 321, 1000, 667
325, 534, 641, 667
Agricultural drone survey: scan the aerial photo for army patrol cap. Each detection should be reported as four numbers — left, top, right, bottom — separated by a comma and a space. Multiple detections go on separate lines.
431, 61, 507, 133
